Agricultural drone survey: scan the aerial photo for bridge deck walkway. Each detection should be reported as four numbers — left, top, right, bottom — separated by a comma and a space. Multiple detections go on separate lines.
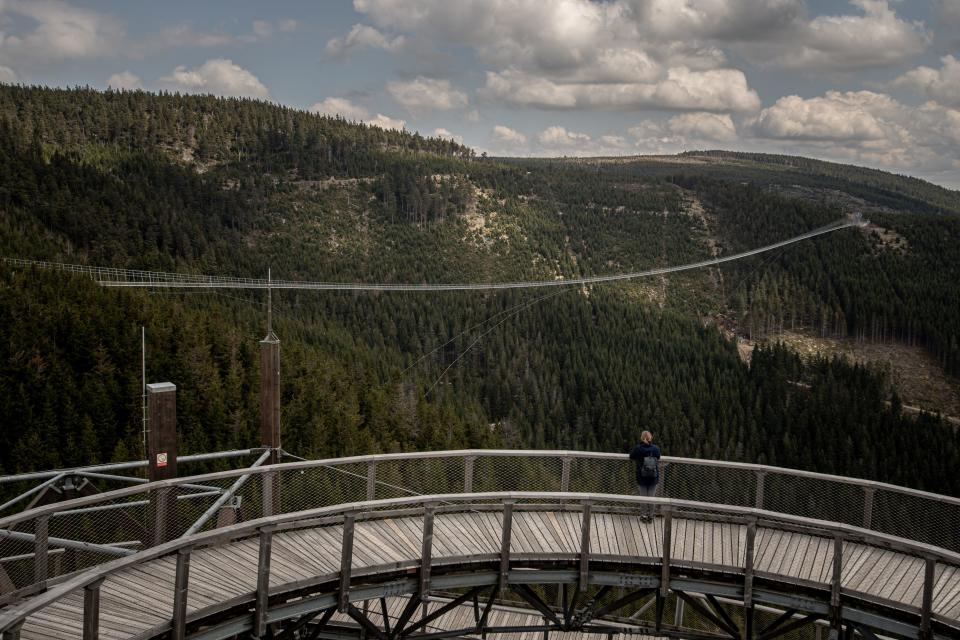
18, 509, 960, 640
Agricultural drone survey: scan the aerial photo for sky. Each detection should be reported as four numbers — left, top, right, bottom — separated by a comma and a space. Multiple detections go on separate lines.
1, 1, 960, 188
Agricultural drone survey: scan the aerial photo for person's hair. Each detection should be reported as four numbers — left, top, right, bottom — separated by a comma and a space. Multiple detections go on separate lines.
641, 430, 653, 443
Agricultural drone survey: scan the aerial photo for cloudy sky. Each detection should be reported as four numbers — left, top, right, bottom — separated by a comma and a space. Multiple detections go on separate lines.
2, 1, 960, 188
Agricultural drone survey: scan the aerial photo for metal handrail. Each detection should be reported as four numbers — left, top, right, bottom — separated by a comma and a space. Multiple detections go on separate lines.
1, 491, 958, 633
1, 449, 958, 530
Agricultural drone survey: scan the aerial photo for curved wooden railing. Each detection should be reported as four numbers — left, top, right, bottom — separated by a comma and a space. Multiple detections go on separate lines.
1, 450, 959, 615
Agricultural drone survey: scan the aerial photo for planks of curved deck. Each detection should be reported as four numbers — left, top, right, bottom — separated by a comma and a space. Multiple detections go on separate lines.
17, 511, 960, 639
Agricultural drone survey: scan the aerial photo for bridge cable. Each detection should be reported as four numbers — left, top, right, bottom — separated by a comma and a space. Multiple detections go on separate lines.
2, 217, 864, 292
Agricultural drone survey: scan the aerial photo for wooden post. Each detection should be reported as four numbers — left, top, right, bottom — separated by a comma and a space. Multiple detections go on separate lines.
147, 383, 178, 547
744, 519, 757, 639
862, 488, 875, 529
147, 383, 177, 482
339, 514, 356, 612
34, 515, 48, 584
253, 530, 273, 638
150, 486, 173, 546
830, 535, 843, 637
500, 501, 514, 596
366, 461, 376, 501
464, 456, 476, 493
83, 579, 104, 640
420, 504, 436, 596
579, 502, 592, 592
260, 333, 281, 465
754, 472, 766, 510
172, 548, 191, 640
921, 556, 935, 640
660, 510, 673, 598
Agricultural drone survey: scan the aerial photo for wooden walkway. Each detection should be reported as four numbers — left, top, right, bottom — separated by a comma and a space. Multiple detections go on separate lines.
15, 510, 960, 639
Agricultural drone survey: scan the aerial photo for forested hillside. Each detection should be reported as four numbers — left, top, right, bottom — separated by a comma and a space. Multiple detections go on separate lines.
1, 86, 959, 495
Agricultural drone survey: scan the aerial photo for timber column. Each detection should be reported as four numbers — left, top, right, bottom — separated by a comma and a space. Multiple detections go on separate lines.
260, 330, 281, 517
260, 331, 281, 463
147, 382, 178, 481
147, 382, 177, 544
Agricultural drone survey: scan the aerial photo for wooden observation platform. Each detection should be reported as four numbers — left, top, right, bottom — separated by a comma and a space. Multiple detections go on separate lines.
1, 451, 959, 640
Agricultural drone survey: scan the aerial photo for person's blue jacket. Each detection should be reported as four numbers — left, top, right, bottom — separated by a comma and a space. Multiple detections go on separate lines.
629, 442, 661, 486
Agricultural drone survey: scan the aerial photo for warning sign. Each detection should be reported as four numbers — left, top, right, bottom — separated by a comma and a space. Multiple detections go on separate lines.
156, 452, 168, 468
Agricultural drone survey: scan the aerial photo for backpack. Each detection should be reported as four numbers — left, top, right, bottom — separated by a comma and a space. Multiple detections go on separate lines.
640, 455, 658, 479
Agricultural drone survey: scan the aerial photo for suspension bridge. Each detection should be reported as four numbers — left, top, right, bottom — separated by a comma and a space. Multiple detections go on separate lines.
7, 214, 950, 640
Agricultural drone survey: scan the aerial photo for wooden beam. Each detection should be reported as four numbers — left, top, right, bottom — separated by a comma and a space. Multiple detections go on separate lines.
660, 510, 673, 598
830, 535, 843, 637
499, 502, 514, 596
420, 504, 436, 596
253, 529, 273, 638
172, 548, 191, 640
579, 502, 592, 593
339, 514, 356, 612
921, 556, 935, 640
464, 456, 476, 493
260, 336, 281, 465
33, 515, 48, 585
82, 579, 104, 640
147, 382, 178, 482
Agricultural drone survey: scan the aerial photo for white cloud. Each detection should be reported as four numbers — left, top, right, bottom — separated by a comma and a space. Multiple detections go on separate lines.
755, 0, 930, 71
433, 128, 464, 144
640, 0, 804, 41
387, 76, 468, 112
746, 90, 960, 182
538, 125, 591, 147
599, 134, 628, 147
668, 112, 737, 141
351, 0, 760, 112
107, 71, 140, 90
492, 125, 527, 145
366, 113, 406, 131
325, 23, 405, 56
482, 66, 760, 112
159, 59, 269, 99
250, 19, 297, 41
891, 55, 960, 108
0, 65, 18, 83
0, 0, 124, 67
310, 97, 369, 121
754, 91, 891, 141
309, 96, 405, 130
465, 110, 481, 123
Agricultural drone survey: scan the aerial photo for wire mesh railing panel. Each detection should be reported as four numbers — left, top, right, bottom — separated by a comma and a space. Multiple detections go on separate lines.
660, 463, 756, 507
0, 519, 35, 593
872, 489, 960, 553
762, 472, 865, 527
277, 463, 369, 514
374, 456, 465, 500
472, 455, 562, 492
47, 499, 149, 547
569, 457, 634, 494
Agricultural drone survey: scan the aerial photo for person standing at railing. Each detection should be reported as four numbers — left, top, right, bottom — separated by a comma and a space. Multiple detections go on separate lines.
629, 430, 661, 521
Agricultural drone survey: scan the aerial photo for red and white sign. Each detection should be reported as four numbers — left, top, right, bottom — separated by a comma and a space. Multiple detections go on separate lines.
156, 452, 168, 468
